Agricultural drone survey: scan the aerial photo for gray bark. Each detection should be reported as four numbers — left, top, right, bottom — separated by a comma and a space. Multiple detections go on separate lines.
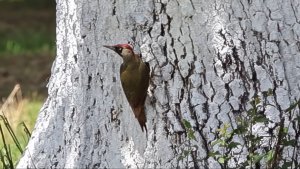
18, 0, 300, 168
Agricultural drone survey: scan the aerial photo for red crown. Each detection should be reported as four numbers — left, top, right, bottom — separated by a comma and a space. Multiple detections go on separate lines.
115, 44, 133, 51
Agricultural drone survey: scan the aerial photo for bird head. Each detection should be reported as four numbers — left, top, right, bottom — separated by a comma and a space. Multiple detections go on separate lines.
103, 44, 134, 60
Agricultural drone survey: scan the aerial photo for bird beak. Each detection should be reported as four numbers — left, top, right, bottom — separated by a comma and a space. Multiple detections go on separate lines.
103, 45, 123, 57
103, 45, 116, 52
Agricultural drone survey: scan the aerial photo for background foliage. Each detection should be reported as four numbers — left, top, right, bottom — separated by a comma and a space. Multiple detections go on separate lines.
0, 0, 55, 168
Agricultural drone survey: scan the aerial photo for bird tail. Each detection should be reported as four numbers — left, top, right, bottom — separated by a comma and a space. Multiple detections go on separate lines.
132, 105, 147, 132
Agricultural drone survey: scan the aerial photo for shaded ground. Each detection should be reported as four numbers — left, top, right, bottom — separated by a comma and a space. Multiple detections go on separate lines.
0, 1, 55, 98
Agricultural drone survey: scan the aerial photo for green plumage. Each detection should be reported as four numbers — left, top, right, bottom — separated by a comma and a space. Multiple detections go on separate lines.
104, 44, 150, 132
120, 54, 150, 132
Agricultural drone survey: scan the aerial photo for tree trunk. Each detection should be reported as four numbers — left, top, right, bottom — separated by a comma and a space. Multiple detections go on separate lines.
18, 0, 300, 168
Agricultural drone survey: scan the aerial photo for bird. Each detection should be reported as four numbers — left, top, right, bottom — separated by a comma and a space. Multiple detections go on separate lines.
103, 43, 150, 132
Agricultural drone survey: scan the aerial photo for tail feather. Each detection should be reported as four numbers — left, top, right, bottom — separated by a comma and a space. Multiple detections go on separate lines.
132, 105, 147, 132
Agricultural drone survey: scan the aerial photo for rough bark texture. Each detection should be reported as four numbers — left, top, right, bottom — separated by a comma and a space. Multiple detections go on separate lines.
18, 0, 300, 168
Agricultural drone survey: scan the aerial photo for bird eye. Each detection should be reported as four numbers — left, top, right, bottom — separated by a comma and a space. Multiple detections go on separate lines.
117, 47, 122, 53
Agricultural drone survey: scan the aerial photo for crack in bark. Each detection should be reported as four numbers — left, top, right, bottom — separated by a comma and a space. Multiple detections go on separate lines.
112, 0, 116, 15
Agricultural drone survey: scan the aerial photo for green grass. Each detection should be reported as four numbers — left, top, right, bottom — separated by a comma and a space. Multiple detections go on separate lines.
0, 99, 42, 168
0, 30, 55, 56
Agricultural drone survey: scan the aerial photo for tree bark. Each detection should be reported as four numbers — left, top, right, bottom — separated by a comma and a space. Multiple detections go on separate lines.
18, 0, 300, 168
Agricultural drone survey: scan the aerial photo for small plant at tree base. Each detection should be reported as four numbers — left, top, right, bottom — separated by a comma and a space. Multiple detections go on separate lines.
209, 93, 299, 169
209, 123, 240, 167
177, 119, 198, 166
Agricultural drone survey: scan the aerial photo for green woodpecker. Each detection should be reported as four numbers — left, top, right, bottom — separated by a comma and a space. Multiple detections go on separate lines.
103, 44, 150, 132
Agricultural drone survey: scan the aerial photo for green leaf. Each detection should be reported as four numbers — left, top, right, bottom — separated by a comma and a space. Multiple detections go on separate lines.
281, 161, 293, 169
266, 150, 275, 162
218, 123, 230, 136
253, 115, 269, 123
267, 88, 273, 96
187, 130, 196, 141
227, 142, 241, 149
283, 127, 288, 134
183, 150, 190, 157
208, 151, 220, 157
218, 157, 225, 164
183, 119, 192, 129
233, 127, 247, 135
211, 139, 223, 146
254, 97, 261, 105
178, 155, 184, 161
219, 140, 226, 147
282, 139, 296, 146
248, 108, 256, 116
253, 153, 265, 163
285, 100, 300, 112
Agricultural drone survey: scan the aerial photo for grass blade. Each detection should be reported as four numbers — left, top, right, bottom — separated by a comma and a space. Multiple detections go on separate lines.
0, 124, 14, 169
21, 122, 31, 140
0, 115, 23, 154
